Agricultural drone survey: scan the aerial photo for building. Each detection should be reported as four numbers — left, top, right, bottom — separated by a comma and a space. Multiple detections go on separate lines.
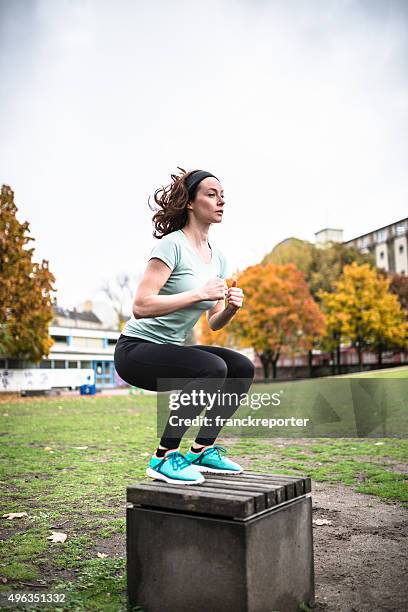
314, 228, 344, 246
343, 217, 407, 275
314, 217, 408, 274
0, 300, 121, 389
77, 299, 119, 330
45, 302, 120, 388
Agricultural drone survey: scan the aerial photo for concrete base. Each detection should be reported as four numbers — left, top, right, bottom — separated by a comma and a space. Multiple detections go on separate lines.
127, 495, 314, 612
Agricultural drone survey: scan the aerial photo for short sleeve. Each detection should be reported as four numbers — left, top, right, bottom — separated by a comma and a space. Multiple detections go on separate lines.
148, 237, 179, 272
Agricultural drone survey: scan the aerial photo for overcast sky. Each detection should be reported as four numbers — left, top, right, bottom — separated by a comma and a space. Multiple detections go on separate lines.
1, 0, 407, 311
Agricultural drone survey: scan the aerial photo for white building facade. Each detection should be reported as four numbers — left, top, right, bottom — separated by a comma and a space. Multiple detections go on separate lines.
344, 217, 408, 275
0, 303, 120, 389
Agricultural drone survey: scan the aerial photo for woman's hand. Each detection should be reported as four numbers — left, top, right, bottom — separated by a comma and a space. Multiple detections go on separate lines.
226, 279, 243, 311
199, 277, 229, 301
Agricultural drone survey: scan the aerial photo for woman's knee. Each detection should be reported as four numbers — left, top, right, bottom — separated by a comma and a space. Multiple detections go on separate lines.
199, 355, 228, 379
232, 355, 255, 379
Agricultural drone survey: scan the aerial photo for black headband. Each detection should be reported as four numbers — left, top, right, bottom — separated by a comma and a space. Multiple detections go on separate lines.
185, 170, 219, 200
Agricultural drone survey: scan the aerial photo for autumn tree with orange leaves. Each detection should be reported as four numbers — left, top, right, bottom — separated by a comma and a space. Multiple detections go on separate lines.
0, 185, 56, 364
198, 263, 326, 379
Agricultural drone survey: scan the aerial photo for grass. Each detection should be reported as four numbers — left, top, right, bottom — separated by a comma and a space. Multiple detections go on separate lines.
337, 365, 408, 378
0, 378, 407, 609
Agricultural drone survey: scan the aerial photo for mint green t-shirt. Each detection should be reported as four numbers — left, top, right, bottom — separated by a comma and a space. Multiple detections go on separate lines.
121, 229, 230, 345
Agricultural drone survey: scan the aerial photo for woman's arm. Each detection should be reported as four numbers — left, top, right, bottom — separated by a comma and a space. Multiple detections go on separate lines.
208, 279, 243, 330
208, 304, 239, 331
133, 258, 203, 319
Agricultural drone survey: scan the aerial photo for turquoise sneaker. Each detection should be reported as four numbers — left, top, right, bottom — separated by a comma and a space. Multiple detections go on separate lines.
146, 450, 204, 485
184, 444, 243, 474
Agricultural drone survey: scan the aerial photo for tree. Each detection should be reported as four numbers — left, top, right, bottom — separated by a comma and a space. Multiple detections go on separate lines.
263, 238, 374, 296
262, 237, 315, 278
199, 263, 326, 379
308, 241, 375, 297
100, 272, 142, 330
264, 238, 374, 373
318, 262, 408, 369
0, 185, 56, 363
388, 273, 408, 314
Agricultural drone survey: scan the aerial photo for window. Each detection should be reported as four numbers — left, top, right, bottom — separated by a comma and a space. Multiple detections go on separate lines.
68, 361, 78, 368
54, 360, 65, 369
376, 229, 387, 243
72, 337, 104, 348
399, 244, 404, 253
396, 224, 406, 235
380, 252, 384, 259
8, 359, 21, 368
51, 335, 67, 343
80, 361, 92, 369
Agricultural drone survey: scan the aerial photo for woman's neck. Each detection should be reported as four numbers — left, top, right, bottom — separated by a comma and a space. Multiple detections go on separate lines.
181, 224, 210, 248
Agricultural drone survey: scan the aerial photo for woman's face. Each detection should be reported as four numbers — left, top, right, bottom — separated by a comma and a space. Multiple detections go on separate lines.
188, 177, 225, 224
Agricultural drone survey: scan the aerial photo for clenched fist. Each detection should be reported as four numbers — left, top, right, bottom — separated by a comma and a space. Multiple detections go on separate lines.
200, 277, 229, 301
226, 279, 243, 311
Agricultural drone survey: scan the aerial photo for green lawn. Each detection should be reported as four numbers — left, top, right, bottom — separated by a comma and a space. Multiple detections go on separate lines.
337, 365, 408, 378
0, 387, 407, 610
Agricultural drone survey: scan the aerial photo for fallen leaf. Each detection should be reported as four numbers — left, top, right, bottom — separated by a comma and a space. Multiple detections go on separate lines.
47, 532, 67, 543
313, 518, 332, 526
44, 447, 53, 452
74, 446, 88, 450
2, 512, 28, 520
3, 413, 9, 417
1, 577, 8, 583
97, 552, 107, 558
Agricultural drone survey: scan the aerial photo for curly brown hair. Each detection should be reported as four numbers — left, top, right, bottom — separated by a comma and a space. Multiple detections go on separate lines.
148, 167, 205, 239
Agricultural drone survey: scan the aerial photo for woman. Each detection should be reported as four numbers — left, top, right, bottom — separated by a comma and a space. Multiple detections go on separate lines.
114, 167, 255, 485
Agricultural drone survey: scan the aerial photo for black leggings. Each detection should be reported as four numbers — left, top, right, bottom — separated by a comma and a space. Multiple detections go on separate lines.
114, 334, 255, 448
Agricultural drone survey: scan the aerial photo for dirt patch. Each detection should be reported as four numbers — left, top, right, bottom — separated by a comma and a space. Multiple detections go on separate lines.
311, 481, 407, 611
92, 531, 125, 558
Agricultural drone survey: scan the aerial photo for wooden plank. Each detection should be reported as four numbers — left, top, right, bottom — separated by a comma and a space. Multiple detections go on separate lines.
127, 483, 256, 518
238, 475, 296, 499
189, 483, 265, 512
200, 474, 279, 508
260, 474, 310, 496
239, 472, 308, 497
146, 481, 266, 513
245, 471, 312, 493
160, 481, 267, 512
204, 473, 287, 503
137, 481, 265, 513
